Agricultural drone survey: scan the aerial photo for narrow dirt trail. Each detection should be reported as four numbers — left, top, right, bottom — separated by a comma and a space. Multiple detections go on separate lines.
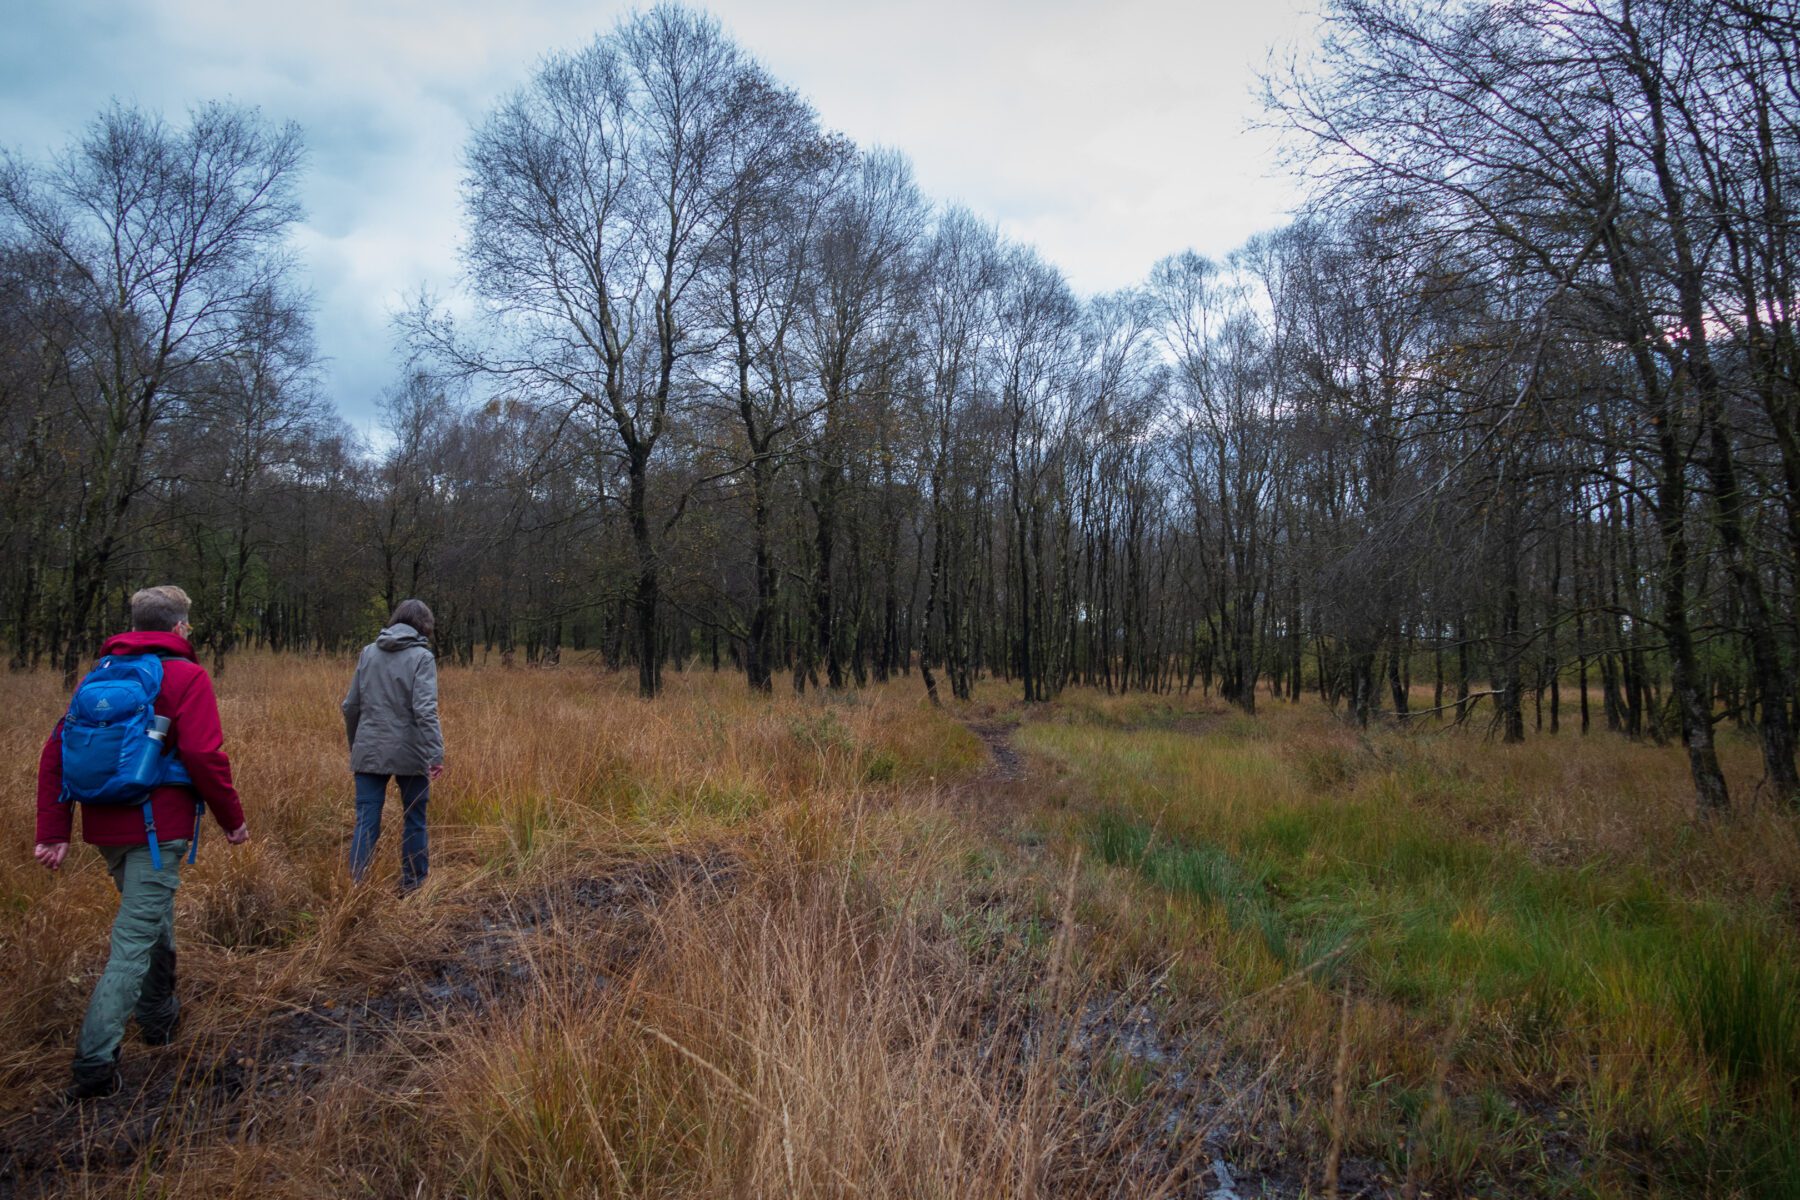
966, 719, 1026, 783
0, 851, 737, 1199
949, 711, 1321, 1200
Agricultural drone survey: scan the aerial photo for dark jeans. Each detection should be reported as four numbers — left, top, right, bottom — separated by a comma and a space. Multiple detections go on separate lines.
349, 773, 430, 890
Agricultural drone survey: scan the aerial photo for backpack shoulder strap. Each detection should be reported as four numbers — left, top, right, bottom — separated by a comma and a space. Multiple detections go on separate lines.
144, 648, 194, 699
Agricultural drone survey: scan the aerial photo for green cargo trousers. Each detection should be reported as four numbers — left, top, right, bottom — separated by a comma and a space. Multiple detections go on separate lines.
71, 841, 186, 1085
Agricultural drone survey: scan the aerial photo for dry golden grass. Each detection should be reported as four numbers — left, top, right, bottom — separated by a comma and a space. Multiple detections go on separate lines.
6, 659, 1799, 1197
0, 657, 1210, 1199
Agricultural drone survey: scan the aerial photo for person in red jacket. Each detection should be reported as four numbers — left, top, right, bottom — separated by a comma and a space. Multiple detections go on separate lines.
33, 585, 250, 1101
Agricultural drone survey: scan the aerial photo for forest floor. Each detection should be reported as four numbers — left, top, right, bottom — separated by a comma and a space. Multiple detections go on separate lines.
1, 659, 1797, 1198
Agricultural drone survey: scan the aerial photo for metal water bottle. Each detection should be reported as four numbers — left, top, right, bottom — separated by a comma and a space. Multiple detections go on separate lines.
128, 715, 173, 790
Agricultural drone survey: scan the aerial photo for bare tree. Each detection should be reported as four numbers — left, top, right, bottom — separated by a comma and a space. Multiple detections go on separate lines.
1152, 252, 1285, 713
795, 149, 926, 690
1265, 0, 1800, 810
0, 101, 304, 681
993, 244, 1081, 702
699, 72, 846, 689
180, 287, 324, 672
454, 5, 750, 697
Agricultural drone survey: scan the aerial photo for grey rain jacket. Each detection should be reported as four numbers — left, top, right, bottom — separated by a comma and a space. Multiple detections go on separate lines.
342, 623, 444, 776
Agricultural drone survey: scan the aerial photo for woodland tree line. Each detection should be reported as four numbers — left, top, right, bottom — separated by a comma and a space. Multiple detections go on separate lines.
2, 0, 1797, 813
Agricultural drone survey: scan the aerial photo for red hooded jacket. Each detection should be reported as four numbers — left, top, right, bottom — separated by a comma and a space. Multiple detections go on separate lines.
36, 631, 245, 847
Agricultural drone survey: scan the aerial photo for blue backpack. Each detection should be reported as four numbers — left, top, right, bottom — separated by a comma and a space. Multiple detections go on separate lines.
60, 652, 201, 870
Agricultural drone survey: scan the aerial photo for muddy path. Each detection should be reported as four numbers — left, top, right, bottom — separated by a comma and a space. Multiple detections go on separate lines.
0, 850, 738, 1199
962, 696, 1225, 793
968, 718, 1026, 783
949, 713, 1382, 1199
959, 710, 1588, 1198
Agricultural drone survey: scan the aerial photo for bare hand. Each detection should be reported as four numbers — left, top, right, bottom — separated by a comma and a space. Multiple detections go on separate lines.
428, 763, 446, 782
225, 823, 250, 845
34, 842, 69, 871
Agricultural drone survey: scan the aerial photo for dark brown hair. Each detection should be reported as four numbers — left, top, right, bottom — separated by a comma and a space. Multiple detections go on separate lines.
388, 598, 435, 641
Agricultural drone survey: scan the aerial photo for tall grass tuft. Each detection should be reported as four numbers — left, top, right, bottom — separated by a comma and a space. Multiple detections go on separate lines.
1682, 930, 1800, 1089
1087, 809, 1290, 962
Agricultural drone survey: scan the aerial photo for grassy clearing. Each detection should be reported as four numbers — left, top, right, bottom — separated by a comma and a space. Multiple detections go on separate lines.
1023, 692, 1800, 1196
5, 659, 1797, 1196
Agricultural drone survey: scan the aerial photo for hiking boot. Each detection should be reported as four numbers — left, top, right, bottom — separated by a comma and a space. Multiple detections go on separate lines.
139, 1003, 182, 1047
63, 1059, 121, 1103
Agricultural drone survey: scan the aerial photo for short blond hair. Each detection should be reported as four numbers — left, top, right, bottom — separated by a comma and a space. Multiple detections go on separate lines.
130, 585, 192, 633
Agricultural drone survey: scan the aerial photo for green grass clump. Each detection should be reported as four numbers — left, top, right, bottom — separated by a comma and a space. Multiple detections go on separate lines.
1088, 809, 1290, 963
1681, 932, 1800, 1089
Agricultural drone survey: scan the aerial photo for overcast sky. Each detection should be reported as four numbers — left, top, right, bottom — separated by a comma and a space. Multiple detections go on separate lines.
0, 0, 1315, 431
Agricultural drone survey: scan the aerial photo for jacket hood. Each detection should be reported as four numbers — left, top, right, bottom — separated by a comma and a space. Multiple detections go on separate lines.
375, 623, 431, 652
101, 630, 197, 661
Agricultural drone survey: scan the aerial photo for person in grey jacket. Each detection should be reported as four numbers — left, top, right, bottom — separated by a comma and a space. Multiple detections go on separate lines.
342, 599, 445, 891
